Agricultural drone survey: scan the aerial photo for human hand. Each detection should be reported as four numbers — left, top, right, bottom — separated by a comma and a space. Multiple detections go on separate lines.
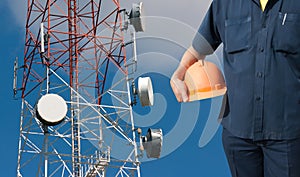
170, 46, 202, 102
170, 76, 189, 102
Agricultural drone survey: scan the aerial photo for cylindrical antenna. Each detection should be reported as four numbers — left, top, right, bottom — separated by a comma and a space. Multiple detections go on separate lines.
40, 23, 45, 53
13, 57, 18, 97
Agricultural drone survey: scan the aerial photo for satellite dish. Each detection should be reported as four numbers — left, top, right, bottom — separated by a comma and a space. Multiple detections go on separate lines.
36, 94, 68, 126
184, 60, 227, 102
129, 2, 145, 32
138, 77, 154, 106
142, 128, 163, 158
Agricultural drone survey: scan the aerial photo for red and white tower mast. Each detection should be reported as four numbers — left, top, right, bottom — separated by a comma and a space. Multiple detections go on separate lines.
15, 0, 157, 176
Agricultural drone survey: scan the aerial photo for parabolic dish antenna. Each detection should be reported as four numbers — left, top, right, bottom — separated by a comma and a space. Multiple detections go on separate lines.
138, 77, 154, 106
36, 93, 68, 126
142, 128, 163, 158
129, 2, 145, 32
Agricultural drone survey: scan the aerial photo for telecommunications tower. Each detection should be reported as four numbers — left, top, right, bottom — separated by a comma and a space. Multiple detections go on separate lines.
15, 1, 162, 177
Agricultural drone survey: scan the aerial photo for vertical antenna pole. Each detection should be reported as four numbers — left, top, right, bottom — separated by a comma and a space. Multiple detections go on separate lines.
126, 77, 141, 177
44, 132, 49, 177
16, 99, 24, 177
43, 8, 49, 177
13, 57, 18, 97
41, 22, 49, 93
127, 30, 141, 175
40, 23, 45, 53
132, 31, 138, 72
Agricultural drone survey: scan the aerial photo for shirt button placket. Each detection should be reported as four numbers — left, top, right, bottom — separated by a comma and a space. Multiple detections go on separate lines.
253, 13, 268, 140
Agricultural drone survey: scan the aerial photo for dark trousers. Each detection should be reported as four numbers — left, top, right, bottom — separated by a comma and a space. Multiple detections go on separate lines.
222, 128, 300, 177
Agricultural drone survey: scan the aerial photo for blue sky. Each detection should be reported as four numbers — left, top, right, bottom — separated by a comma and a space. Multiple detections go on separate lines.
0, 1, 27, 177
0, 0, 231, 176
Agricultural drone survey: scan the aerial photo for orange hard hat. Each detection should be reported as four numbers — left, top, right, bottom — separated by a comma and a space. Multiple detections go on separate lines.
184, 60, 227, 101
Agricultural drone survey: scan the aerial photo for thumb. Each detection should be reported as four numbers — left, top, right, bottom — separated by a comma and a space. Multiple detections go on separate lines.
170, 78, 189, 102
181, 91, 189, 102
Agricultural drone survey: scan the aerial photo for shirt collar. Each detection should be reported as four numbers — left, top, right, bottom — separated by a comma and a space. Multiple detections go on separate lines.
252, 0, 261, 6
252, 0, 280, 11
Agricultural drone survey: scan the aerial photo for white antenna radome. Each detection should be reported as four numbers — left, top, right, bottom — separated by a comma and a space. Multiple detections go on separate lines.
40, 23, 45, 53
138, 77, 154, 107
36, 94, 67, 126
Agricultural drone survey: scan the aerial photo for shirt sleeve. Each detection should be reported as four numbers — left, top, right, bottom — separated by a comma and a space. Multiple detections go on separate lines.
192, 2, 222, 55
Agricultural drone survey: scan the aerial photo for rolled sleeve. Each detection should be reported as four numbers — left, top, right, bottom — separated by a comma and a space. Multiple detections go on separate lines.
192, 2, 221, 55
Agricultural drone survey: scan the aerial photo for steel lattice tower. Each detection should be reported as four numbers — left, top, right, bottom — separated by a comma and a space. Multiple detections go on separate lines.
16, 0, 144, 176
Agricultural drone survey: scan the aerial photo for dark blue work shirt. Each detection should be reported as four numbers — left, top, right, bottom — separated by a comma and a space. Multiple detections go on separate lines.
192, 0, 300, 140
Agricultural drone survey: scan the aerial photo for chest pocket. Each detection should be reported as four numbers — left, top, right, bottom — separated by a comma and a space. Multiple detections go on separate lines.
273, 12, 300, 54
225, 16, 251, 54
273, 12, 300, 78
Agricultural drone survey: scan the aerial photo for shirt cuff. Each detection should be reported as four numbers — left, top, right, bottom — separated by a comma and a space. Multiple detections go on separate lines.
192, 31, 215, 56
188, 46, 206, 60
